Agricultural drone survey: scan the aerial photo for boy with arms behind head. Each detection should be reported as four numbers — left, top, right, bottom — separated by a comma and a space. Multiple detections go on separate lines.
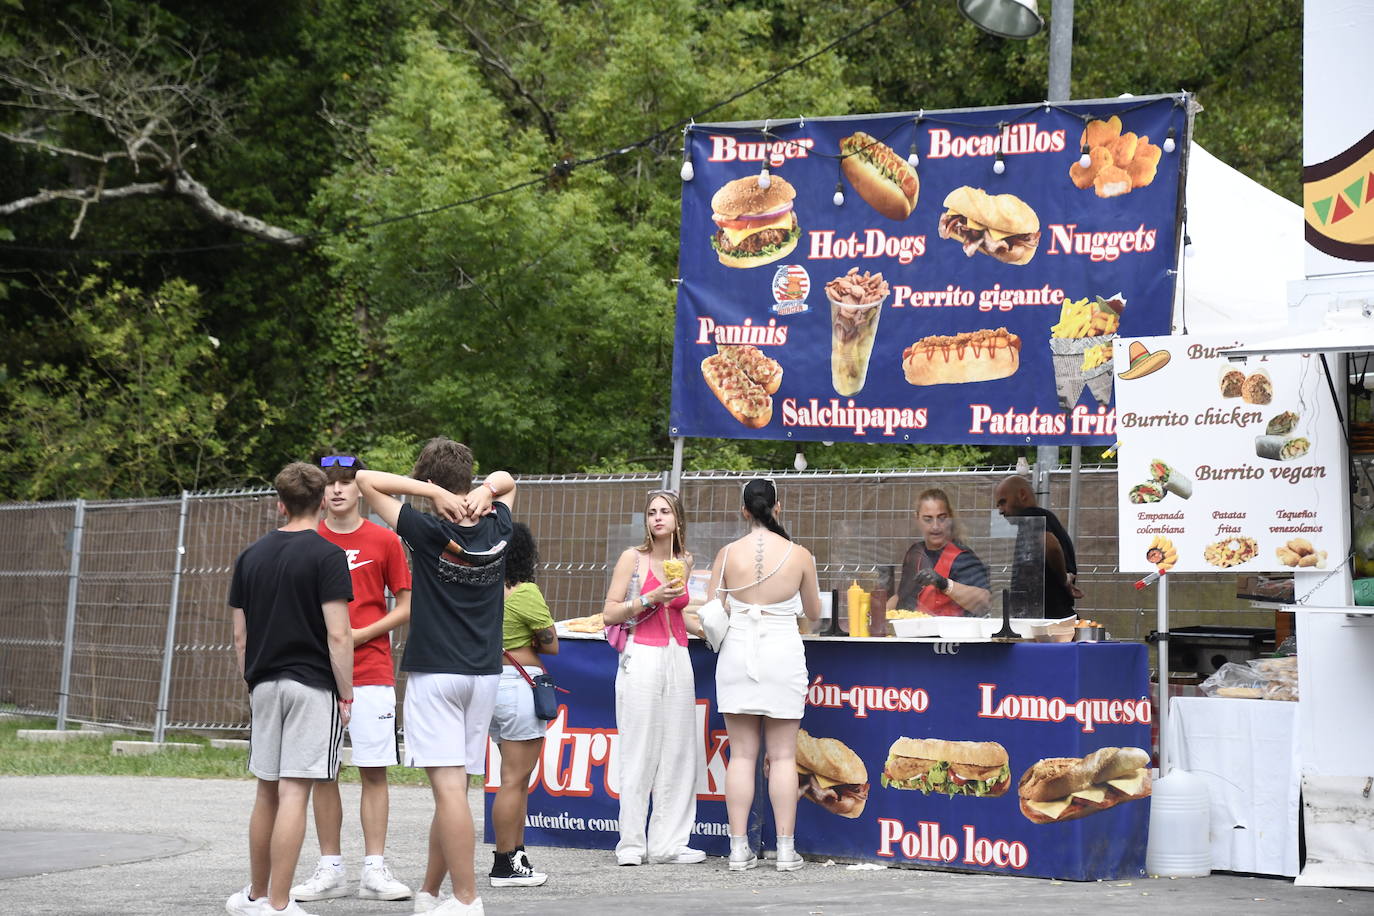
291, 455, 414, 903
227, 462, 354, 916
355, 438, 516, 916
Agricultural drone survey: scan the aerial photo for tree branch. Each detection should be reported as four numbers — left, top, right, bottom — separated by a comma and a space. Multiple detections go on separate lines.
0, 172, 311, 248
169, 170, 311, 248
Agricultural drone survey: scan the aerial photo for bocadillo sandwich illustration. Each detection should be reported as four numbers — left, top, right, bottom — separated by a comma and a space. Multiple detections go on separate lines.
796, 729, 869, 818
1017, 746, 1152, 824
880, 737, 1011, 798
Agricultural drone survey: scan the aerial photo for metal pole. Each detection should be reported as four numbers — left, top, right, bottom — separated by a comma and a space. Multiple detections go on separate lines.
153, 491, 191, 744
1156, 573, 1171, 773
1047, 0, 1074, 102
1046, 2, 1074, 522
1034, 445, 1057, 508
670, 437, 684, 492
1067, 445, 1082, 546
56, 499, 85, 730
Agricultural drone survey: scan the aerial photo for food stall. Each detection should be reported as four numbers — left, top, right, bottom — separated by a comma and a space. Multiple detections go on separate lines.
483, 94, 1194, 880
487, 631, 1151, 881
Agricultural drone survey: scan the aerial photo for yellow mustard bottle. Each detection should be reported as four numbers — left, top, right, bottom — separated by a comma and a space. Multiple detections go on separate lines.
847, 580, 865, 638
857, 589, 871, 638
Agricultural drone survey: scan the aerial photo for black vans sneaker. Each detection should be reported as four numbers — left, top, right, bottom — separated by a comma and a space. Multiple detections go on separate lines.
489, 850, 548, 888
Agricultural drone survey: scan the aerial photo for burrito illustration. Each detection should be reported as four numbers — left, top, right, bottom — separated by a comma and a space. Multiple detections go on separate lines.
1255, 435, 1310, 461
1148, 459, 1192, 499
1128, 481, 1165, 504
1266, 411, 1299, 436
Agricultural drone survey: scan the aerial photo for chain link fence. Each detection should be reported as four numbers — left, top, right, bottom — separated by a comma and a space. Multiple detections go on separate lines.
0, 466, 1264, 736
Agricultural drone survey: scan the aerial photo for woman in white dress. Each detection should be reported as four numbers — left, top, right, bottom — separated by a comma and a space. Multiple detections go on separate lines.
707, 478, 821, 872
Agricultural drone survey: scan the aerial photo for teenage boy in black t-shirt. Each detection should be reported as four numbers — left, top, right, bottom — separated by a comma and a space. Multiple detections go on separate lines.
355, 438, 516, 916
227, 462, 355, 916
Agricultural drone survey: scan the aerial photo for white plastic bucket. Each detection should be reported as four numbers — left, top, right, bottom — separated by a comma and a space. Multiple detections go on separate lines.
1145, 768, 1212, 877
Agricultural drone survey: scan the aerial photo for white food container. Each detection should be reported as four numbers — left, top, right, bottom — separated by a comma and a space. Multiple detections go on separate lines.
937, 617, 991, 640
888, 616, 940, 638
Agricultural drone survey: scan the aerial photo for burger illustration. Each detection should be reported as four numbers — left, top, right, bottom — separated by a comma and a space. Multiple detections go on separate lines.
709, 175, 801, 268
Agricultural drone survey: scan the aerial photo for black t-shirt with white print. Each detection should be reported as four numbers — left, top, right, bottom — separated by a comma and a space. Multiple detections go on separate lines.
397, 501, 512, 676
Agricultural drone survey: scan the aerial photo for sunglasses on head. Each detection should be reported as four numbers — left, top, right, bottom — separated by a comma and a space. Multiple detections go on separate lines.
647, 488, 679, 499
320, 455, 357, 468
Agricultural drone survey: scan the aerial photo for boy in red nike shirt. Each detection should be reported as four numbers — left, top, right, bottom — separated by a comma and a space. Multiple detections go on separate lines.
292, 455, 415, 903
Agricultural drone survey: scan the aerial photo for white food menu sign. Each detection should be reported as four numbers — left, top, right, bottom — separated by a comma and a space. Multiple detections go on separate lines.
1114, 334, 1343, 573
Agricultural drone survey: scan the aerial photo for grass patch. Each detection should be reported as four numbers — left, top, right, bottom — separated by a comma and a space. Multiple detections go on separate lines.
0, 716, 436, 786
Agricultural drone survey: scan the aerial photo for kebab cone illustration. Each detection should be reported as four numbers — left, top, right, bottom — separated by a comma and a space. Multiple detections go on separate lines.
1048, 294, 1124, 409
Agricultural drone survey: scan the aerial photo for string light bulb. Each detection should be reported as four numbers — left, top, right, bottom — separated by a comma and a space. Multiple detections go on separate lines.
993, 149, 1005, 175
757, 166, 771, 189
1079, 143, 1092, 169
680, 157, 694, 182
833, 182, 845, 207
908, 114, 922, 168
1163, 126, 1177, 154
1184, 233, 1196, 257
794, 447, 808, 472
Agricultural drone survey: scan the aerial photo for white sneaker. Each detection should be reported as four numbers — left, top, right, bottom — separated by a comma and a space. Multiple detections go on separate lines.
654, 846, 706, 864
413, 890, 449, 913
225, 885, 267, 914
775, 848, 805, 871
359, 862, 412, 900
431, 895, 484, 915
257, 902, 319, 916
727, 847, 758, 871
290, 862, 348, 901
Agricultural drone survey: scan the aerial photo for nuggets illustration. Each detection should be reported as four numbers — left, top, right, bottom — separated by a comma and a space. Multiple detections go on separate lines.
1070, 117, 1163, 195
1081, 116, 1122, 149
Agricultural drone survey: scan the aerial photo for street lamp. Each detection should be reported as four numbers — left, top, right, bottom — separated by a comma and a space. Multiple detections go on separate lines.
956, 0, 1044, 40
958, 0, 1072, 104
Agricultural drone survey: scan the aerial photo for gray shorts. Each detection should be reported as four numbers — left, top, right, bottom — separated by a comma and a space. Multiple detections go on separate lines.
489, 666, 548, 743
248, 678, 343, 781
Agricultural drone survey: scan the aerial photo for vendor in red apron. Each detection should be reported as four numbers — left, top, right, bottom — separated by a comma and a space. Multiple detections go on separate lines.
889, 488, 992, 617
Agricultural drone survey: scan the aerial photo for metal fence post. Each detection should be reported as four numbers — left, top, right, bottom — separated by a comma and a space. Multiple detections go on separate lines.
55, 499, 85, 730
153, 490, 191, 743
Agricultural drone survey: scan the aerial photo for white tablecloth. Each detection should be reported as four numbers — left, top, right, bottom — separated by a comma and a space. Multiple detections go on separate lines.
1166, 696, 1300, 877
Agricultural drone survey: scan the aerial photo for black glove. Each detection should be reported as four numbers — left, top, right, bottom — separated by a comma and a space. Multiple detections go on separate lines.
912, 569, 949, 592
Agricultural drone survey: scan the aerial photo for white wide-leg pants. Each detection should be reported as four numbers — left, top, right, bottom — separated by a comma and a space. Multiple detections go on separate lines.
613, 639, 700, 863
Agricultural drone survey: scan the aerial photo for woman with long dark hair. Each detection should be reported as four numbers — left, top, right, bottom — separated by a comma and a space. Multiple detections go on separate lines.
601, 489, 700, 867
707, 478, 821, 872
485, 522, 556, 888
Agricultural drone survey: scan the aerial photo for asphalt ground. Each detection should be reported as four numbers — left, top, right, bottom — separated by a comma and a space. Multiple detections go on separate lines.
1, 775, 1368, 915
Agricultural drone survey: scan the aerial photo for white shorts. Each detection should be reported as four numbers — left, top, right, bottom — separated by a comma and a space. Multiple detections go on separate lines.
402, 672, 499, 772
489, 666, 548, 743
249, 679, 343, 781
347, 685, 399, 767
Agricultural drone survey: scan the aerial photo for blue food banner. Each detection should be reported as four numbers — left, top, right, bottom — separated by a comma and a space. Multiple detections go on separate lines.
484, 637, 1151, 880
670, 94, 1189, 445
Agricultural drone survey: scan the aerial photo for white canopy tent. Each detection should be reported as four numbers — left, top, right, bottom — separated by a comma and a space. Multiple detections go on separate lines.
1172, 143, 1303, 335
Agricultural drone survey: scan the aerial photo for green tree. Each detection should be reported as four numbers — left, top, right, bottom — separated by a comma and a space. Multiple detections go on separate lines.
0, 272, 276, 499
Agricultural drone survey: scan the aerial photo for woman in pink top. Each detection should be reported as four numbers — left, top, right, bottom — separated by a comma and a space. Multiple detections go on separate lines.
601, 488, 700, 867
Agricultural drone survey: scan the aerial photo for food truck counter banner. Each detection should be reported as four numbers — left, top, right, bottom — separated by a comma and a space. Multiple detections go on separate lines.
670, 95, 1188, 445
485, 637, 1151, 880
1113, 334, 1344, 573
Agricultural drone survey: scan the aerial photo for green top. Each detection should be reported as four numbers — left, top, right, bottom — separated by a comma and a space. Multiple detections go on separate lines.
503, 581, 555, 651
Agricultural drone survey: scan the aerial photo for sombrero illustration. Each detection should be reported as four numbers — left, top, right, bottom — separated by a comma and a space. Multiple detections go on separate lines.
1118, 341, 1170, 379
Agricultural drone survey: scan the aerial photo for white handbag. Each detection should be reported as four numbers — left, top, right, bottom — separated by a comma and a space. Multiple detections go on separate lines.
697, 597, 729, 653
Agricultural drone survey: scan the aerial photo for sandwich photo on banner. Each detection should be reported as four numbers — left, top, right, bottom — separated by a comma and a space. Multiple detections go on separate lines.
795, 729, 869, 817
880, 738, 1011, 798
